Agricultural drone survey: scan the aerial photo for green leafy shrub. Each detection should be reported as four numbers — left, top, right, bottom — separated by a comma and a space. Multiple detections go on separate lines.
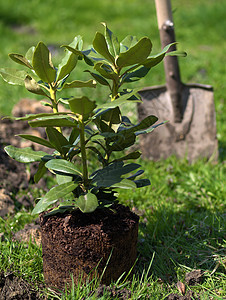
0, 23, 183, 215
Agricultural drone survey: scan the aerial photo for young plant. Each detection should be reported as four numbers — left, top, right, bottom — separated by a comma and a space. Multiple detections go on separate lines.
0, 24, 184, 215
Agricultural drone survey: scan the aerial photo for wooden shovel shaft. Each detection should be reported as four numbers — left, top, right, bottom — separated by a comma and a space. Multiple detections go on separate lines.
155, 0, 183, 122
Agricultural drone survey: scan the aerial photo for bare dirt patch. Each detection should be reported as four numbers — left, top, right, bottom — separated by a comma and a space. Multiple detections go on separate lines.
0, 271, 44, 300
0, 99, 53, 216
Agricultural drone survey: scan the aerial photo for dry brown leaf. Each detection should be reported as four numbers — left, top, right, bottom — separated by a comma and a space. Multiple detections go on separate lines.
176, 281, 186, 295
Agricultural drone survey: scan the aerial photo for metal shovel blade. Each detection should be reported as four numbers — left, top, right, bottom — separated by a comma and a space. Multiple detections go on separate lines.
138, 83, 218, 162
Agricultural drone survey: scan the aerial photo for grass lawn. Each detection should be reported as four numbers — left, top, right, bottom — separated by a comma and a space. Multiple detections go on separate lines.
0, 0, 225, 299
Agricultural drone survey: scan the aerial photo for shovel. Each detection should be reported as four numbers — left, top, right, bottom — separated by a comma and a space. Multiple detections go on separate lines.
138, 0, 218, 162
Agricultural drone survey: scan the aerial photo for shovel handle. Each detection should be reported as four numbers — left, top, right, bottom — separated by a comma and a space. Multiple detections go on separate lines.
155, 0, 183, 122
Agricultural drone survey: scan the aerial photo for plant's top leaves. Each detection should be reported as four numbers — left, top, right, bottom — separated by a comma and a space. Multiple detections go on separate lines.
32, 42, 56, 83
121, 66, 150, 83
94, 62, 117, 80
25, 46, 35, 65
120, 35, 139, 52
93, 32, 115, 64
102, 22, 120, 57
9, 53, 33, 69
57, 36, 83, 81
84, 70, 110, 87
116, 37, 152, 68
142, 43, 176, 68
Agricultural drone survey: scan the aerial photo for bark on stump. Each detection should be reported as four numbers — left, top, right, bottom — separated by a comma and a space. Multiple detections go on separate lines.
40, 204, 139, 290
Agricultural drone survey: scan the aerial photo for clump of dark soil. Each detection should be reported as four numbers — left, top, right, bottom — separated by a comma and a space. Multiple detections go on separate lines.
92, 284, 131, 299
0, 271, 44, 300
12, 221, 41, 246
167, 290, 196, 300
40, 204, 139, 288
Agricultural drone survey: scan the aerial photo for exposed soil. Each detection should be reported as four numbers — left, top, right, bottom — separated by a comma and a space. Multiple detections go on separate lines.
0, 271, 45, 300
0, 99, 56, 216
40, 204, 139, 289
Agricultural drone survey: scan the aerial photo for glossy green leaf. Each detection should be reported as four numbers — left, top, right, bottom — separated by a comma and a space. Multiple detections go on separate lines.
69, 127, 80, 144
117, 37, 152, 67
93, 32, 115, 64
62, 79, 96, 89
46, 127, 70, 155
111, 178, 136, 189
76, 192, 98, 213
120, 115, 158, 135
34, 161, 47, 183
46, 159, 82, 176
24, 75, 49, 97
18, 134, 55, 149
15, 112, 71, 121
57, 50, 78, 81
102, 106, 121, 124
120, 35, 138, 53
9, 53, 33, 69
94, 62, 117, 80
4, 145, 48, 163
32, 42, 56, 83
121, 66, 150, 83
142, 43, 176, 68
57, 37, 81, 81
29, 118, 77, 128
83, 48, 106, 64
134, 179, 151, 188
166, 50, 187, 57
114, 151, 141, 161
31, 181, 78, 215
127, 169, 144, 180
0, 68, 28, 86
97, 107, 121, 132
109, 132, 136, 152
92, 161, 140, 188
25, 46, 35, 65
56, 174, 73, 185
84, 70, 109, 86
61, 46, 84, 59
94, 89, 141, 116
69, 96, 96, 118
44, 205, 75, 217
86, 146, 106, 165
102, 23, 120, 56
134, 121, 166, 136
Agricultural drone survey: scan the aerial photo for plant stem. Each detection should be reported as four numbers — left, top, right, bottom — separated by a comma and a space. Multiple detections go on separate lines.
49, 86, 62, 133
79, 119, 89, 190
111, 79, 119, 101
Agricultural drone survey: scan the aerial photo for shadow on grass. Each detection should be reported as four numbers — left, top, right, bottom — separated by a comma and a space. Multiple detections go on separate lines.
218, 140, 226, 162
136, 205, 225, 284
